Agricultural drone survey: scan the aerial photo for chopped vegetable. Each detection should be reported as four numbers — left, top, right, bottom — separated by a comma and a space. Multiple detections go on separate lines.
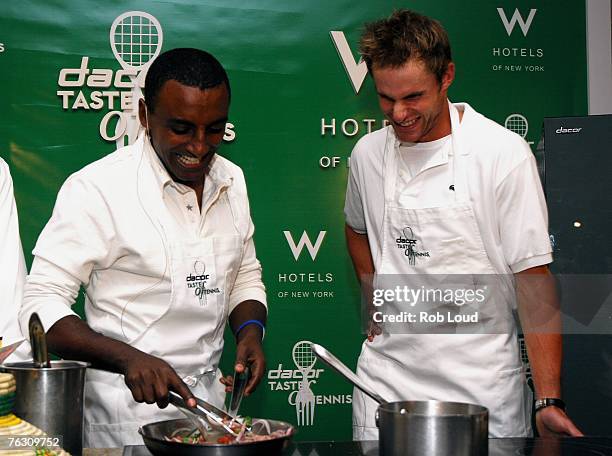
163, 421, 292, 446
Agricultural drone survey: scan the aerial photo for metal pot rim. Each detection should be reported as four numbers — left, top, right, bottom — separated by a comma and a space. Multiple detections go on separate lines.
1, 360, 90, 371
378, 400, 488, 417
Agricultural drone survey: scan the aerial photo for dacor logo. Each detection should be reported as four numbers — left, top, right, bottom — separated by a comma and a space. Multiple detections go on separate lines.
395, 227, 430, 266
186, 274, 209, 282
330, 31, 368, 94
55, 11, 163, 146
185, 260, 219, 305
497, 8, 537, 37
57, 57, 140, 88
283, 230, 327, 261
555, 126, 582, 134
266, 341, 351, 427
55, 13, 237, 147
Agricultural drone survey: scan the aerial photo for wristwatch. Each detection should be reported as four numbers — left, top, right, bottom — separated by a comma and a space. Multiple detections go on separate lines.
534, 398, 566, 413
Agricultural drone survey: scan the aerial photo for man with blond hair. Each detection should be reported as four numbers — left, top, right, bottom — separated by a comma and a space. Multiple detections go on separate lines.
345, 9, 581, 438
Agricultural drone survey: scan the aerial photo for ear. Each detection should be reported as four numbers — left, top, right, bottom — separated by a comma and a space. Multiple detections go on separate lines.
440, 62, 455, 92
138, 98, 148, 129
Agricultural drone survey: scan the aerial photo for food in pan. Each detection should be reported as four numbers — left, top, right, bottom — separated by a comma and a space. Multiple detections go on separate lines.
164, 417, 293, 445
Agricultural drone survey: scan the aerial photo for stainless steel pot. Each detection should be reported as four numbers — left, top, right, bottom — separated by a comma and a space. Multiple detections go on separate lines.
139, 417, 294, 455
1, 360, 89, 455
376, 400, 487, 456
311, 343, 488, 456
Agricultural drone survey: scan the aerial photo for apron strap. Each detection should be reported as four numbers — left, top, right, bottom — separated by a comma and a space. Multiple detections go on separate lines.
449, 102, 470, 204
382, 127, 399, 205
379, 127, 400, 270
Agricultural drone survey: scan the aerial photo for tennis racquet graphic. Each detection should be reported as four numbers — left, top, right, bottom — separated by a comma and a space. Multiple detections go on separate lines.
504, 113, 529, 138
108, 11, 163, 147
293, 340, 317, 426
110, 11, 163, 73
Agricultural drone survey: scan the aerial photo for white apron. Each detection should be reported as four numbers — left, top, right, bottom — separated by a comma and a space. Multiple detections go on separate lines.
352, 104, 531, 440
84, 139, 244, 448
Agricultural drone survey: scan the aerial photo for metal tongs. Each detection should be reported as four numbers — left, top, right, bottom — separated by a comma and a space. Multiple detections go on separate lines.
228, 366, 250, 418
168, 391, 238, 437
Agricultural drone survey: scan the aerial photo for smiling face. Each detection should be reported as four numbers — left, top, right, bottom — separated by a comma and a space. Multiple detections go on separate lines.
372, 59, 454, 143
139, 79, 229, 193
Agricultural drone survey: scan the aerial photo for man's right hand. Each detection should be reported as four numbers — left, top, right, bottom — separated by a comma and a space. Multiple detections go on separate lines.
345, 225, 378, 341
122, 351, 195, 409
45, 315, 195, 410
536, 406, 583, 437
367, 314, 383, 342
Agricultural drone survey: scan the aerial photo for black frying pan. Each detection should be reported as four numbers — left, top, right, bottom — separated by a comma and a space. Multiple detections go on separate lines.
139, 417, 294, 455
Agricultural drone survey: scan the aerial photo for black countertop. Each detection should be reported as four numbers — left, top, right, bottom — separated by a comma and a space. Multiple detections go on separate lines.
124, 437, 612, 455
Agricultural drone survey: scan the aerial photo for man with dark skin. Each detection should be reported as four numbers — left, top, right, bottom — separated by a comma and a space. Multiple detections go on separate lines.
20, 48, 267, 447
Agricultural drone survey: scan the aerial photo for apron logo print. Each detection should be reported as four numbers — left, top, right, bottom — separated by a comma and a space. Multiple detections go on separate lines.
186, 261, 220, 305
395, 227, 430, 265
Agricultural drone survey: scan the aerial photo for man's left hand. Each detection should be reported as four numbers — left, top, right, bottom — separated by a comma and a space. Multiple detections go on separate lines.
223, 301, 267, 395
220, 324, 265, 395
536, 407, 584, 437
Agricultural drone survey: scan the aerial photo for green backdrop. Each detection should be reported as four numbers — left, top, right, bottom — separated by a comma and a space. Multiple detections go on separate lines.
0, 0, 587, 441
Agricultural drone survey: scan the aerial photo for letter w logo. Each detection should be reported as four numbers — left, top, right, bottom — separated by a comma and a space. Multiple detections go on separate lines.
497, 8, 537, 37
284, 231, 327, 261
330, 31, 368, 93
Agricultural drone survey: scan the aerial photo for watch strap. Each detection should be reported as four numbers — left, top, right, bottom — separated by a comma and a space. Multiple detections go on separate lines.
534, 398, 566, 412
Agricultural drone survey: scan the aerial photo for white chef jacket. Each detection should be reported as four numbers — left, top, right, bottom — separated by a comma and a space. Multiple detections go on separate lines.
19, 134, 266, 358
345, 102, 553, 275
0, 158, 32, 362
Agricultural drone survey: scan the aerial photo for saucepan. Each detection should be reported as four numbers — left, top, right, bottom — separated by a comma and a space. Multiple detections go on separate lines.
310, 343, 488, 456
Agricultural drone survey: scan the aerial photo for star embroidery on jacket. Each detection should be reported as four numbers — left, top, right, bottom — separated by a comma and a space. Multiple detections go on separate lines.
186, 204, 194, 211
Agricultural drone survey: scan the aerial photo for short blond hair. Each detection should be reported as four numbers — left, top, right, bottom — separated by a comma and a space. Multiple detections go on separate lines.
359, 9, 452, 83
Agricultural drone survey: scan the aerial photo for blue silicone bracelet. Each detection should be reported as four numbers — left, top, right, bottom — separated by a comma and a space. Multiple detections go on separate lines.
235, 319, 265, 338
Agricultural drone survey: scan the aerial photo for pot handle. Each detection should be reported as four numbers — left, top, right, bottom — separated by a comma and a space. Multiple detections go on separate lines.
310, 343, 388, 405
